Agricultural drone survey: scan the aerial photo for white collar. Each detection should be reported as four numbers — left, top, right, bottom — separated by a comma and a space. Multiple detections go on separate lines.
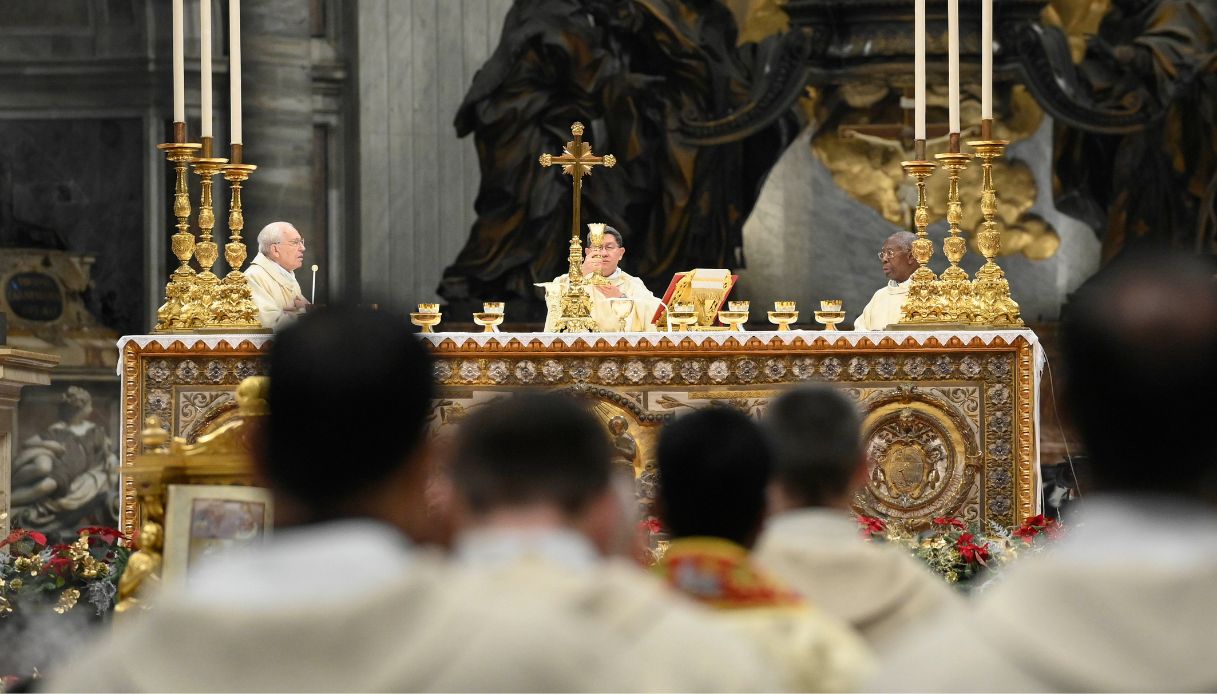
254, 252, 296, 283
455, 526, 599, 571
888, 276, 913, 290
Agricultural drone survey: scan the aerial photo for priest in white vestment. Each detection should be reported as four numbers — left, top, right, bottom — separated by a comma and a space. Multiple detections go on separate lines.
652, 407, 875, 692
49, 308, 650, 693
853, 231, 917, 331
244, 221, 309, 330
539, 225, 662, 332
871, 250, 1217, 691
755, 386, 958, 648
445, 393, 787, 692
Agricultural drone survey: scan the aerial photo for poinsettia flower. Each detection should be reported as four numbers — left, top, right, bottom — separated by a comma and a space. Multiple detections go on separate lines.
856, 515, 887, 538
0, 529, 47, 548
638, 518, 662, 534
955, 533, 991, 564
932, 517, 967, 529
78, 527, 128, 544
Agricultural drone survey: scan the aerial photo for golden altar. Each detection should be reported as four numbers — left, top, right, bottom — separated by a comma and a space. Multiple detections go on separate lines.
117, 328, 1042, 535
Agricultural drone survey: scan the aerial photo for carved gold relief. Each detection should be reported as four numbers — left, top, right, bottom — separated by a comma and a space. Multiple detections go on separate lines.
817, 87, 1060, 261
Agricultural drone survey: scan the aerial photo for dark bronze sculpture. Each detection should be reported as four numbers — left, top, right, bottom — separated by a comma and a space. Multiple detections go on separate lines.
439, 0, 810, 309
1053, 0, 1217, 258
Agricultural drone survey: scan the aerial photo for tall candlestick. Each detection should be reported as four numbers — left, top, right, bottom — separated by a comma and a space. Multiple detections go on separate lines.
982, 0, 993, 120
915, 0, 926, 141
948, 0, 961, 140
200, 0, 213, 139
172, 0, 185, 125
229, 0, 242, 145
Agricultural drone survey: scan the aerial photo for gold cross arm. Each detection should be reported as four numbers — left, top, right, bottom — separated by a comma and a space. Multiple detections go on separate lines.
539, 122, 616, 181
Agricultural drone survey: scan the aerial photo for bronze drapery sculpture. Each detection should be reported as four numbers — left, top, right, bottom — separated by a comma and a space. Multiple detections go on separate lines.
438, 0, 811, 311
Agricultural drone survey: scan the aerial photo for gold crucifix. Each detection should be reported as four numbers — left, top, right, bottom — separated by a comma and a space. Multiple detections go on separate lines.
538, 121, 616, 332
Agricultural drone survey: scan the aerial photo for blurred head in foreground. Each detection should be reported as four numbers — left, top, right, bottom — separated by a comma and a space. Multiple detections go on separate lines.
763, 385, 866, 513
264, 304, 435, 533
657, 407, 771, 548
448, 393, 627, 554
1060, 249, 1217, 501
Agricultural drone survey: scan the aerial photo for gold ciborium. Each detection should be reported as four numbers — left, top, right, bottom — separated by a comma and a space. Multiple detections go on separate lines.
608, 297, 635, 332
668, 302, 699, 332
767, 301, 799, 331
813, 299, 846, 331
717, 300, 750, 332
473, 301, 505, 333
410, 303, 442, 333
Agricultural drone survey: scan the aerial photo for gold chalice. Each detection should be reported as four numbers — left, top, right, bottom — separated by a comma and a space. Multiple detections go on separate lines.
608, 297, 635, 332
767, 301, 799, 331
410, 303, 442, 333
668, 301, 699, 332
473, 301, 505, 333
717, 300, 750, 332
813, 299, 846, 331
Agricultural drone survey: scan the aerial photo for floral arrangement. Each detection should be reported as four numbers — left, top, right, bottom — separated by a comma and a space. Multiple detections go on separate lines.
0, 526, 131, 619
856, 513, 1062, 589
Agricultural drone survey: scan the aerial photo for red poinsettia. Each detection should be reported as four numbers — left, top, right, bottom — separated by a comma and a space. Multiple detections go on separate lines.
955, 532, 991, 564
638, 517, 662, 535
0, 529, 47, 548
932, 516, 967, 530
1012, 514, 1062, 544
78, 527, 128, 544
856, 515, 887, 538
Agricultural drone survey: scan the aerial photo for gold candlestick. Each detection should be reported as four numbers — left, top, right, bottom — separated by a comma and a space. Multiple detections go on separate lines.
191, 137, 229, 287
967, 129, 1024, 327
153, 137, 202, 333
217, 149, 266, 331
539, 122, 615, 333
934, 151, 976, 323
896, 153, 944, 324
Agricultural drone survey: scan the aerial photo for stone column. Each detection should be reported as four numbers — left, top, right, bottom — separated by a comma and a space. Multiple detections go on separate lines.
0, 348, 60, 535
237, 0, 321, 292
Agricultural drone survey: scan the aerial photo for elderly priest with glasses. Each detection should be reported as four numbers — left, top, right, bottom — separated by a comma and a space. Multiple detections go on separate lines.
539, 224, 662, 332
246, 221, 310, 330
854, 231, 918, 331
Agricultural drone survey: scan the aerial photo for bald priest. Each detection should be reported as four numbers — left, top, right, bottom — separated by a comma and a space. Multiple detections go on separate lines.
539, 225, 662, 332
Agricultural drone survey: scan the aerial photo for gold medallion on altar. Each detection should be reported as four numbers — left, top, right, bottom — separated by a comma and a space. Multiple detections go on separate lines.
880, 442, 932, 500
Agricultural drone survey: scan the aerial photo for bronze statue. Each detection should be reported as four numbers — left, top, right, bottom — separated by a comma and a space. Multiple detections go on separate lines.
1053, 0, 1217, 258
439, 0, 810, 310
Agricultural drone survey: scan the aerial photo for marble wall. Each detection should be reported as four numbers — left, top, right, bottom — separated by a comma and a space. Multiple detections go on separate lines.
354, 0, 514, 307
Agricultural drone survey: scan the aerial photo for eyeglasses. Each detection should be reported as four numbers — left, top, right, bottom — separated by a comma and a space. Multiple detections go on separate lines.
877, 250, 900, 260
274, 239, 305, 248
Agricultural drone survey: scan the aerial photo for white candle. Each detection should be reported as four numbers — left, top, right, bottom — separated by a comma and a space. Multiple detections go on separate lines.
229, 0, 242, 144
310, 265, 318, 304
915, 0, 926, 141
982, 0, 993, 120
172, 0, 185, 124
948, 0, 961, 134
200, 0, 213, 139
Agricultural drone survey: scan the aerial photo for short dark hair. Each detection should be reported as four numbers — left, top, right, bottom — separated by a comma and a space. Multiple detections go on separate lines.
762, 386, 864, 507
264, 305, 434, 511
656, 407, 770, 547
584, 225, 624, 248
1060, 249, 1217, 496
449, 393, 612, 515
